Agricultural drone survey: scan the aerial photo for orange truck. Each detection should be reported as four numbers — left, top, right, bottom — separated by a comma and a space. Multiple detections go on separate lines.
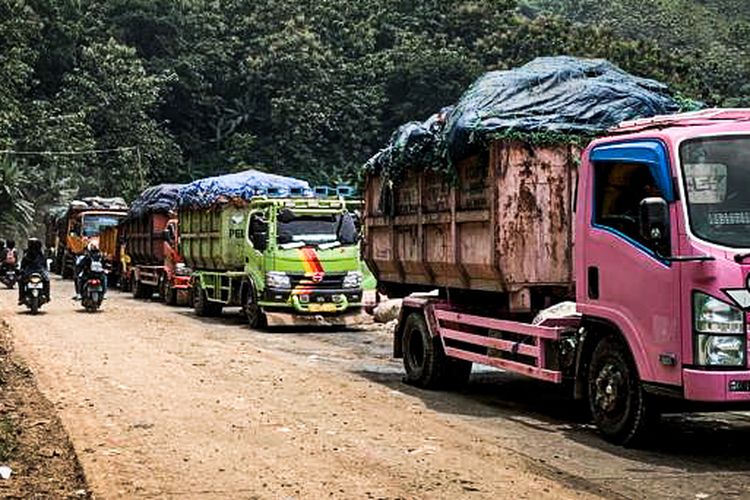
99, 224, 125, 287
50, 198, 128, 278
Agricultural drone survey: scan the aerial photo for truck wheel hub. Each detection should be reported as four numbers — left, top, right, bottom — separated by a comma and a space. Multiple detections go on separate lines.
595, 364, 624, 413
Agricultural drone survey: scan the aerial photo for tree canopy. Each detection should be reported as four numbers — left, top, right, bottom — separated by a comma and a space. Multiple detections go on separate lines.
1, 0, 748, 238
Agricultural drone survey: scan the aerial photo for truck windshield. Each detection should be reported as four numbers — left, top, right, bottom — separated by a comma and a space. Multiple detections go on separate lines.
82, 215, 122, 237
277, 212, 358, 246
681, 136, 750, 248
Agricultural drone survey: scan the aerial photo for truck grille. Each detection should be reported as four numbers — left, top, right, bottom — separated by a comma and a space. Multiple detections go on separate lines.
289, 273, 345, 290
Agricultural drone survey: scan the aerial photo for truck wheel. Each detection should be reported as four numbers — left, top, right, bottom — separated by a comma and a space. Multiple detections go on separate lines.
242, 284, 267, 329
587, 336, 656, 446
244, 304, 267, 329
133, 279, 148, 299
193, 282, 222, 317
158, 277, 168, 303
193, 283, 210, 316
402, 312, 471, 389
61, 252, 72, 279
164, 283, 177, 306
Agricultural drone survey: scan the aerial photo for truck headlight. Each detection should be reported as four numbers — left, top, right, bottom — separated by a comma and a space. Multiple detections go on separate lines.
694, 293, 744, 334
266, 271, 291, 289
694, 293, 745, 367
175, 263, 192, 276
696, 335, 745, 367
343, 271, 362, 288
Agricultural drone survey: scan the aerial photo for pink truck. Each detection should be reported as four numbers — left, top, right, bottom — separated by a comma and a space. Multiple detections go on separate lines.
365, 109, 750, 444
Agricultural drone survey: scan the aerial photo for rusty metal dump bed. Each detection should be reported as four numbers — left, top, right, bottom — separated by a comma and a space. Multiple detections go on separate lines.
124, 213, 171, 265
364, 140, 578, 309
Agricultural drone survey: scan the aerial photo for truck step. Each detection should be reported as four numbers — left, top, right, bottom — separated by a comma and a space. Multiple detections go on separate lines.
433, 307, 564, 383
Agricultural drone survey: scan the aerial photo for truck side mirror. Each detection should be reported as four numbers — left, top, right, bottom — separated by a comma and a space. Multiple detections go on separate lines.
162, 228, 175, 244
639, 197, 669, 253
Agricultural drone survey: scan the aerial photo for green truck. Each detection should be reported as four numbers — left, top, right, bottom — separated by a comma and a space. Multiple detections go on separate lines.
179, 187, 365, 327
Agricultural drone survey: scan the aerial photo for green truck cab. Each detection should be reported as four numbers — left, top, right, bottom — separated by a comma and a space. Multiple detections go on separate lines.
180, 196, 364, 327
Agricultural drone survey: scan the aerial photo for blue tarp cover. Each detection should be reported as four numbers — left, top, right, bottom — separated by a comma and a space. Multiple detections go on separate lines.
177, 169, 312, 208
128, 184, 184, 219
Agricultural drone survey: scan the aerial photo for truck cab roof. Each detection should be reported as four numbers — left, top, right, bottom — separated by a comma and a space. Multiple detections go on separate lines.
603, 108, 750, 144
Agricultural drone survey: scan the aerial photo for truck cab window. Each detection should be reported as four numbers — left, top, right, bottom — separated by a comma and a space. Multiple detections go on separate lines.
594, 162, 667, 252
248, 213, 268, 252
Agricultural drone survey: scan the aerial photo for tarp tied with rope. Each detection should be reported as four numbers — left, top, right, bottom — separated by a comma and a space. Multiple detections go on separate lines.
177, 169, 312, 208
365, 56, 683, 180
128, 184, 184, 219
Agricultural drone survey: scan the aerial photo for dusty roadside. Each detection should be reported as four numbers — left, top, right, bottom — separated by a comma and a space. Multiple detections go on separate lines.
0, 279, 598, 499
0, 318, 89, 498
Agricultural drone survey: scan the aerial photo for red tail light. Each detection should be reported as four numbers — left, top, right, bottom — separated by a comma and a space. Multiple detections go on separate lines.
89, 279, 101, 286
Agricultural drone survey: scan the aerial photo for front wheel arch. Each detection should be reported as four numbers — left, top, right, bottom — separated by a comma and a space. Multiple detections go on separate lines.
574, 317, 643, 400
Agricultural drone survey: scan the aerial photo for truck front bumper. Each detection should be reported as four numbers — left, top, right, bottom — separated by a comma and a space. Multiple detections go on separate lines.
684, 368, 750, 402
262, 287, 363, 314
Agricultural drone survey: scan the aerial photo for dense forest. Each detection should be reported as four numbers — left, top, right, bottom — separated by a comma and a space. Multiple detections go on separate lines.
2, 0, 749, 237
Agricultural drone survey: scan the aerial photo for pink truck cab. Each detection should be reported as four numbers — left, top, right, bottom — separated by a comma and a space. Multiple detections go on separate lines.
376, 109, 750, 445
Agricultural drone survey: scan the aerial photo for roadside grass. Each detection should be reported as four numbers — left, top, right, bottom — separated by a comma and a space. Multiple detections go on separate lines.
0, 415, 18, 462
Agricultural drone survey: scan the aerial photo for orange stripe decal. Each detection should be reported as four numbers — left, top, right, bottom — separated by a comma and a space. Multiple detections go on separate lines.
299, 247, 324, 274
293, 247, 325, 298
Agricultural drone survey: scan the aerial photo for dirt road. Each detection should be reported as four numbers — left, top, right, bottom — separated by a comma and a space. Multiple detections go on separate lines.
2, 278, 750, 498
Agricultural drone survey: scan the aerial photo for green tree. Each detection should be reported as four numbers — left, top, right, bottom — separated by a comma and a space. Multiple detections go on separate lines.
0, 157, 34, 239
57, 38, 182, 198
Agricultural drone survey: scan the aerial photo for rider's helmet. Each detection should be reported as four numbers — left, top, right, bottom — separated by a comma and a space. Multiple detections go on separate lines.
27, 238, 42, 254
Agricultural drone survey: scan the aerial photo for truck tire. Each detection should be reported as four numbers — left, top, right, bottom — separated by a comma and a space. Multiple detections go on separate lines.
587, 336, 657, 446
243, 287, 267, 329
133, 279, 152, 299
61, 252, 73, 279
402, 312, 471, 389
193, 282, 222, 317
52, 250, 63, 274
164, 282, 178, 306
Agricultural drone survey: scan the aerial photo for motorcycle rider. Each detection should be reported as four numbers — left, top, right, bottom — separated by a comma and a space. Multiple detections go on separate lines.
1, 239, 18, 275
75, 242, 106, 300
18, 238, 49, 305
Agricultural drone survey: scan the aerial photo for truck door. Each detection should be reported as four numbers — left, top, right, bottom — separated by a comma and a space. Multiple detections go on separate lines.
580, 141, 681, 386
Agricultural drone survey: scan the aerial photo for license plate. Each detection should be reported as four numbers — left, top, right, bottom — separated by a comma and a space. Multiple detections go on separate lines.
308, 303, 337, 313
28, 283, 43, 289
88, 286, 103, 292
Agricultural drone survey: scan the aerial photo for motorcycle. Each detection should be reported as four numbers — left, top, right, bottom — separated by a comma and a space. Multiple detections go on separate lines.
0, 265, 17, 289
81, 260, 106, 312
22, 273, 49, 314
